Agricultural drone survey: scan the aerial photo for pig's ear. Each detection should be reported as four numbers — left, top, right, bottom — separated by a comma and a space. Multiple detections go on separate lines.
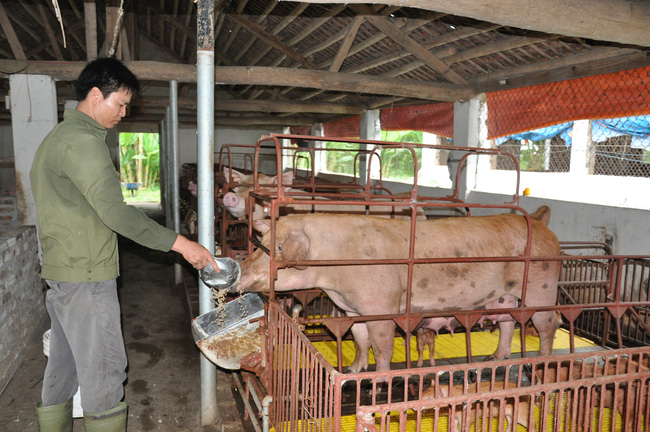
253, 220, 271, 235
270, 171, 294, 191
281, 231, 310, 269
223, 167, 243, 183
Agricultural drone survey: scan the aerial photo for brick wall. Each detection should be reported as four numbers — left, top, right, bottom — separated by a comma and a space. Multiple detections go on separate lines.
0, 226, 44, 394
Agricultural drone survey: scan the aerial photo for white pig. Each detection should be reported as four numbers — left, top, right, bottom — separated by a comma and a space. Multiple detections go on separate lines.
234, 207, 561, 374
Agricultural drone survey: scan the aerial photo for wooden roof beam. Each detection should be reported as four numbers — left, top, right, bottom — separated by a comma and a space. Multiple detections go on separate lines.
298, 0, 650, 47
216, 98, 366, 115
0, 1, 26, 59
352, 4, 468, 84
83, 0, 98, 60
217, 66, 473, 101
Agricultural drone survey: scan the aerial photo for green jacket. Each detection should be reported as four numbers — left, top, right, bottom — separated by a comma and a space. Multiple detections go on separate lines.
30, 109, 178, 282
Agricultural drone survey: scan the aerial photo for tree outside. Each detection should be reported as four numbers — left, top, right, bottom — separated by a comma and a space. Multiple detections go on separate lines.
322, 130, 424, 181
119, 132, 161, 202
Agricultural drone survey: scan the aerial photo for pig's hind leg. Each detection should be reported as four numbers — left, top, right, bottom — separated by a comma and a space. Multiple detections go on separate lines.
367, 320, 398, 374
348, 322, 371, 373
487, 320, 515, 360
530, 310, 561, 356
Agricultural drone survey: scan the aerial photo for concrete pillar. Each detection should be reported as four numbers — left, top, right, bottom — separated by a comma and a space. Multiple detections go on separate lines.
452, 98, 481, 200
570, 120, 594, 175
360, 109, 381, 185
281, 126, 291, 171
310, 123, 324, 176
9, 74, 58, 226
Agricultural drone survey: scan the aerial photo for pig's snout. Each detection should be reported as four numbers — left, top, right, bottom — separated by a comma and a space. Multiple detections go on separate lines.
223, 192, 239, 208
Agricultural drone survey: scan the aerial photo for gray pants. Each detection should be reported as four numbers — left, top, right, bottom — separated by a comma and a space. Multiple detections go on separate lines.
42, 279, 127, 414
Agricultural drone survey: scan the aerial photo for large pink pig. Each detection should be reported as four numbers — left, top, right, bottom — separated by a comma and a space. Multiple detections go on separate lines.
222, 168, 294, 220
221, 167, 425, 222
235, 207, 561, 374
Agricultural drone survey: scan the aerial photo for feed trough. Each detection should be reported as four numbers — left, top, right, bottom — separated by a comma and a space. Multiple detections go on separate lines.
191, 293, 264, 370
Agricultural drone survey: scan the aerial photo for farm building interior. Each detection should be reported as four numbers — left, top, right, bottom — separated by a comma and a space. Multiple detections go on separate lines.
0, 0, 650, 431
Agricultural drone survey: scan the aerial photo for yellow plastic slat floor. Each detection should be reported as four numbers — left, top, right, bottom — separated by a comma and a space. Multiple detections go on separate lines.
271, 329, 626, 432
314, 328, 596, 368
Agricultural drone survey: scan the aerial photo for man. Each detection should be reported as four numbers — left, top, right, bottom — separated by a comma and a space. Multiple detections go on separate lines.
30, 57, 217, 431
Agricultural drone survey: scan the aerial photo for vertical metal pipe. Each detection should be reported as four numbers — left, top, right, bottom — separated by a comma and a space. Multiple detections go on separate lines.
158, 120, 167, 223
165, 107, 173, 229
197, 0, 217, 425
170, 80, 182, 284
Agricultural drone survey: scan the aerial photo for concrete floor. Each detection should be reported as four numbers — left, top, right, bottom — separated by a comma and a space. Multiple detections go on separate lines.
0, 203, 253, 431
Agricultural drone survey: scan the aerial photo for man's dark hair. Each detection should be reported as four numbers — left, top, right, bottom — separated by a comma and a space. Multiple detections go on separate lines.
74, 57, 140, 101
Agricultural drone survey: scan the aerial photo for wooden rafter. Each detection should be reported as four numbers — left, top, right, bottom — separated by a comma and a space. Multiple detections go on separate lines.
0, 1, 26, 60
353, 5, 468, 84
225, 8, 317, 70
36, 3, 64, 60
329, 16, 364, 72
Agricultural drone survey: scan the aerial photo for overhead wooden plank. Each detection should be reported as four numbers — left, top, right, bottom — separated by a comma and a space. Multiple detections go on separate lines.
215, 115, 315, 127
297, 0, 650, 48
0, 0, 26, 59
0, 60, 200, 82
216, 98, 366, 115
84, 0, 97, 60
353, 5, 468, 84
472, 51, 650, 92
216, 66, 473, 101
329, 16, 364, 72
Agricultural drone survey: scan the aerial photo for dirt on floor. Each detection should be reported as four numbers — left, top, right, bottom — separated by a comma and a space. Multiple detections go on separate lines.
0, 203, 254, 431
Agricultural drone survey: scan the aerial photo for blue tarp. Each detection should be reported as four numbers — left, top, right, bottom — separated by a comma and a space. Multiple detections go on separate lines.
593, 116, 650, 148
495, 115, 650, 149
495, 122, 573, 146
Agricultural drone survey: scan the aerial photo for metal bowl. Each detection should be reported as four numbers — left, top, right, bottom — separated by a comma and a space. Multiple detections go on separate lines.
199, 257, 241, 289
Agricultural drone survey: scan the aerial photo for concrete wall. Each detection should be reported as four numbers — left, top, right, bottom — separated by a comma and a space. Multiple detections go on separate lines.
306, 167, 650, 256
180, 127, 279, 165
467, 191, 650, 256
0, 226, 44, 394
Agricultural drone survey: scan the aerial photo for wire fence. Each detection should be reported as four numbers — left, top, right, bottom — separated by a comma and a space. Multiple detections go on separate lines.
489, 66, 650, 177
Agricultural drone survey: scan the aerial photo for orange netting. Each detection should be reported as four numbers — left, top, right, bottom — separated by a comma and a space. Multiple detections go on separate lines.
487, 66, 650, 139
380, 102, 454, 138
289, 66, 649, 149
322, 115, 361, 138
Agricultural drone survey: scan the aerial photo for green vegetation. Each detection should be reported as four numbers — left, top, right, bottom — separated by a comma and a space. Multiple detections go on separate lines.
378, 130, 423, 181
119, 132, 161, 203
119, 132, 160, 188
121, 184, 161, 203
324, 141, 359, 175
519, 140, 547, 171
320, 130, 425, 181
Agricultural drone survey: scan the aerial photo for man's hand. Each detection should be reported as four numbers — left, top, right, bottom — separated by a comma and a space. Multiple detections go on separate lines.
171, 235, 219, 271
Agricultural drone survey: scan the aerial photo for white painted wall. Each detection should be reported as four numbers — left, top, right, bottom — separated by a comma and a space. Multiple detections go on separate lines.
180, 127, 280, 166
467, 191, 649, 256
10, 74, 58, 226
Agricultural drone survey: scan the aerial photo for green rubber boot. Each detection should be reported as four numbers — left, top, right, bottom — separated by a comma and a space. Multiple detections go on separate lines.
83, 402, 128, 432
36, 398, 73, 432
